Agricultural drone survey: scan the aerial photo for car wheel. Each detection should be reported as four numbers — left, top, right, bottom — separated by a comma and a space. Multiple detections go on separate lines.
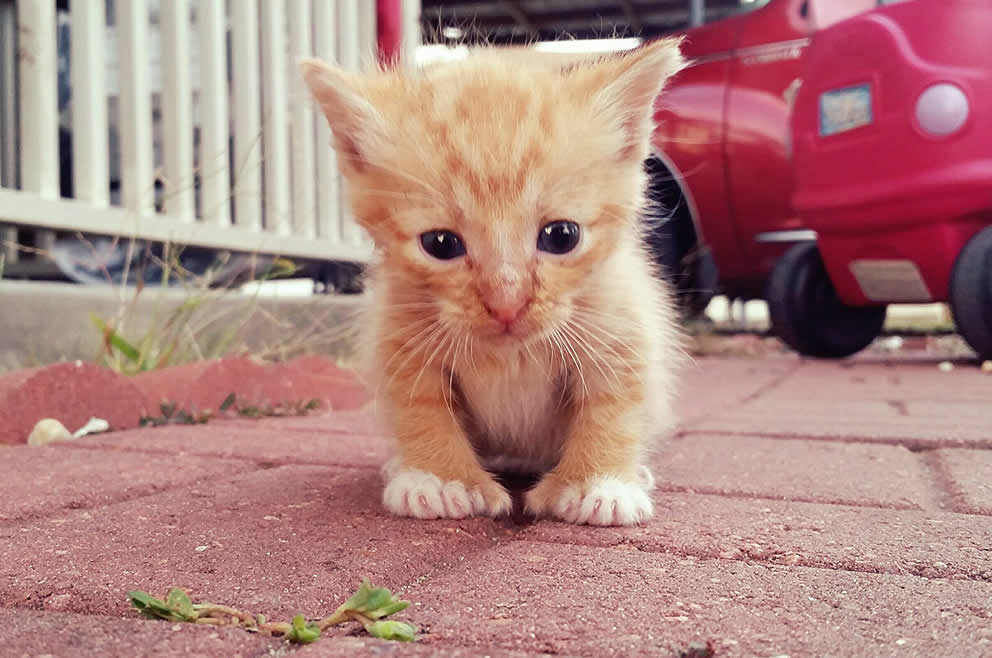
319, 262, 365, 294
948, 225, 992, 360
767, 242, 886, 358
643, 157, 716, 320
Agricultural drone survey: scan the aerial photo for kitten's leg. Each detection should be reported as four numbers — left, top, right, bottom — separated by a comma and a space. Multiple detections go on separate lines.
524, 395, 653, 526
381, 384, 511, 520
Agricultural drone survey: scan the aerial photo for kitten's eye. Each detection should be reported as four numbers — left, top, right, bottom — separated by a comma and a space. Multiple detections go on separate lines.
420, 230, 466, 260
538, 220, 581, 255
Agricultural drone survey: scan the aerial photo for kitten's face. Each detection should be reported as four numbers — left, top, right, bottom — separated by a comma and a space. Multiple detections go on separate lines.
303, 41, 685, 346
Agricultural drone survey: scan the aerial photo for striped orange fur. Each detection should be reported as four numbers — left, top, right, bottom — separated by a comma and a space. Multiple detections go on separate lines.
302, 38, 687, 526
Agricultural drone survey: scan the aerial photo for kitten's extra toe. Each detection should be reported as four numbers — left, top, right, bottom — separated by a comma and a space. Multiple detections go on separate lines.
526, 475, 653, 526
382, 466, 510, 519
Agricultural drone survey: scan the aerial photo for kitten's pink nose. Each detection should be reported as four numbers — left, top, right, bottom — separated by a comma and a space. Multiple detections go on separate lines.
484, 299, 529, 326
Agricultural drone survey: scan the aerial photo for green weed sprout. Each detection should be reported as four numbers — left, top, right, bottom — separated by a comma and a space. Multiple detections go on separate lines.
127, 578, 415, 644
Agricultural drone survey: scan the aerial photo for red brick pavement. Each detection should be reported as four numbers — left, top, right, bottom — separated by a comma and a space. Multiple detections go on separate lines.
1, 355, 991, 657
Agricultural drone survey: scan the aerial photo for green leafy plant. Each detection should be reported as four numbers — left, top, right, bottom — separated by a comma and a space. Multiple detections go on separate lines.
229, 395, 323, 419
90, 245, 309, 376
130, 588, 198, 622
138, 393, 322, 427
318, 579, 417, 642
127, 579, 416, 644
139, 401, 212, 427
2, 119, 363, 375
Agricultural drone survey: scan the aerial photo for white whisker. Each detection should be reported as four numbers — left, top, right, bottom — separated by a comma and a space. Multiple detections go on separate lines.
570, 317, 640, 381
382, 322, 446, 399
562, 321, 621, 389
467, 334, 479, 377
542, 332, 571, 409
553, 327, 587, 402
380, 320, 441, 377
376, 316, 436, 344
410, 328, 453, 401
441, 332, 462, 423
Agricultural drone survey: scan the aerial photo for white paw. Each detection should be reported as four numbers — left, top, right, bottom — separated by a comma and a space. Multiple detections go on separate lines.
381, 465, 511, 520
527, 476, 653, 526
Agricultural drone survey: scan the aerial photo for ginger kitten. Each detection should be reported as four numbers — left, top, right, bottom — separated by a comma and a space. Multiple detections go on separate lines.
302, 38, 685, 526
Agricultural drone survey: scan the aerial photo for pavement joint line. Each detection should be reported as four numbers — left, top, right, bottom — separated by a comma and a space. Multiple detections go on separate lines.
670, 382, 799, 431
0, 461, 304, 529
670, 361, 805, 429
406, 537, 992, 596
654, 484, 923, 512
916, 449, 971, 515
915, 449, 960, 516
676, 428, 992, 451
735, 359, 805, 405
47, 441, 982, 518
55, 438, 387, 471
216, 418, 384, 436
512, 532, 992, 584
221, 424, 385, 438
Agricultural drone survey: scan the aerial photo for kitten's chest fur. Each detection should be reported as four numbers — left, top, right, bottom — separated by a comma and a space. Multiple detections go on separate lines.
454, 348, 568, 474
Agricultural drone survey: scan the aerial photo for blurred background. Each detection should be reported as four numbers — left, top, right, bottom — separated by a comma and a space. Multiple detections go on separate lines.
1, 0, 985, 370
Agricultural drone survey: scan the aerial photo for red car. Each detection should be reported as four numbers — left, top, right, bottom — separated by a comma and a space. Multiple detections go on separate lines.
773, 0, 992, 359
646, 0, 880, 316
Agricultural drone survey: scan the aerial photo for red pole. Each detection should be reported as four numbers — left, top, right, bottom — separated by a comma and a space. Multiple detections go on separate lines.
377, 0, 403, 68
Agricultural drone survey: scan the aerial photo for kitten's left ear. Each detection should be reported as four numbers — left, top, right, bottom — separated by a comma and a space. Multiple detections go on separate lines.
583, 37, 687, 163
299, 57, 385, 174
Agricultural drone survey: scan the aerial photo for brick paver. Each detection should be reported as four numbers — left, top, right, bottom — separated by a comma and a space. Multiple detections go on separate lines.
656, 434, 928, 509
0, 609, 278, 658
688, 408, 992, 449
221, 409, 385, 435
0, 361, 147, 444
404, 541, 992, 657
0, 465, 500, 618
75, 421, 390, 468
674, 357, 798, 426
2, 356, 992, 656
519, 493, 992, 580
775, 358, 992, 402
934, 448, 992, 515
685, 359, 992, 448
0, 445, 249, 522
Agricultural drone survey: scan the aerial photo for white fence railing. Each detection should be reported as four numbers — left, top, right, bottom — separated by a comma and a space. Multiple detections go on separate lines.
0, 0, 383, 267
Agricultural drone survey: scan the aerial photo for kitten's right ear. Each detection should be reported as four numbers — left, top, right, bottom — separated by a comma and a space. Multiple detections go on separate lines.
299, 58, 384, 173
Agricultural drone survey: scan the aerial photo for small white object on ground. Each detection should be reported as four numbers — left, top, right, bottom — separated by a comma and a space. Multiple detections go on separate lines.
982, 360, 992, 373
27, 419, 73, 446
72, 416, 110, 438
938, 361, 954, 372
881, 336, 903, 352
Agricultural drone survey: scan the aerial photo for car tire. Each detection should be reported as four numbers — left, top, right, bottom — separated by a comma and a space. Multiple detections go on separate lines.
767, 242, 886, 359
948, 225, 992, 360
319, 261, 365, 294
643, 158, 716, 320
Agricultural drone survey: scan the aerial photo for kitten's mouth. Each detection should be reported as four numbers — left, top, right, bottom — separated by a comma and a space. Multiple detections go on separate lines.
490, 325, 523, 339
479, 320, 530, 342
489, 323, 550, 349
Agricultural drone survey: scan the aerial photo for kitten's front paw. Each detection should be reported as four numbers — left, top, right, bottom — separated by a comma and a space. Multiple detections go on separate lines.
525, 475, 653, 526
382, 466, 512, 520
